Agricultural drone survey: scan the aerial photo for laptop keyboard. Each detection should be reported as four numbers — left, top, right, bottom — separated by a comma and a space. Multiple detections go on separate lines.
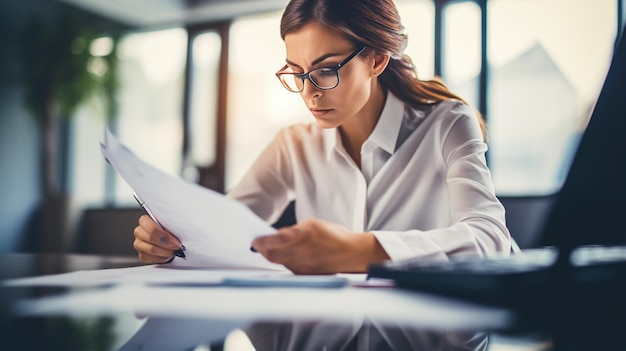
377, 245, 626, 276
366, 245, 626, 307
571, 245, 626, 266
381, 248, 558, 274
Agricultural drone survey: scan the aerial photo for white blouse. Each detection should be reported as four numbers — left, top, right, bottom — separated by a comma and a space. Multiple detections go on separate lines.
227, 92, 512, 261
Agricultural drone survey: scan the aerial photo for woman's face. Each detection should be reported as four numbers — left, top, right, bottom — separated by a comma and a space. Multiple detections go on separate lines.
283, 22, 377, 129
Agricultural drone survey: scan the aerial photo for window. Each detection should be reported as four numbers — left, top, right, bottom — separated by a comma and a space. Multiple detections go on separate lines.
69, 0, 621, 209
486, 0, 617, 195
397, 0, 436, 81
441, 1, 481, 108
70, 28, 188, 207
226, 12, 310, 191
185, 30, 222, 182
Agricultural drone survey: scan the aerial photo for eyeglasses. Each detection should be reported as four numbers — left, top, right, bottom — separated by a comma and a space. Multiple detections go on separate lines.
275, 46, 367, 93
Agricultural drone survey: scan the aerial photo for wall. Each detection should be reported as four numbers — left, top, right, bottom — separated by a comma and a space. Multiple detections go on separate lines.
0, 0, 54, 252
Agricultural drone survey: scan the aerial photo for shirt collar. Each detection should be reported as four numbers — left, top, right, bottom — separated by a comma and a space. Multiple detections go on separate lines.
323, 91, 405, 161
367, 91, 404, 155
323, 127, 341, 161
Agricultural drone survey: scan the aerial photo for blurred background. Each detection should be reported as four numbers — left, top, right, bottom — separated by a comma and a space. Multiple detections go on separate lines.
0, 0, 623, 256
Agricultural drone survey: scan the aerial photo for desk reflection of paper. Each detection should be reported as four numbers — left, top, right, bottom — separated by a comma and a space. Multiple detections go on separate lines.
15, 284, 513, 331
118, 316, 248, 351
100, 128, 284, 271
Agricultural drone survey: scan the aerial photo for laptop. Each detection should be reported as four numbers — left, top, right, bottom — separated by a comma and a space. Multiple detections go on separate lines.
367, 31, 626, 309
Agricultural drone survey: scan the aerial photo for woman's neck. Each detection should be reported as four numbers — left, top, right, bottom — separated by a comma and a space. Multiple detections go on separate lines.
339, 85, 387, 167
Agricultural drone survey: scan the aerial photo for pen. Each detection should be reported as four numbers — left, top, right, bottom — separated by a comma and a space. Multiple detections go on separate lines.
133, 192, 186, 260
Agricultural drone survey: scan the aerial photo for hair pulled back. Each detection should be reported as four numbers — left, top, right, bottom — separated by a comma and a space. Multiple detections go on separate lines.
280, 0, 486, 137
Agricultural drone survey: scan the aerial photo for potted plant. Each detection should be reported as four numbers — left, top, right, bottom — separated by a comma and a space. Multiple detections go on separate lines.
20, 4, 122, 252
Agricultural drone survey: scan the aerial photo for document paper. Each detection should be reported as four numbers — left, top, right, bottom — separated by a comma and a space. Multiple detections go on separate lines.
100, 128, 284, 271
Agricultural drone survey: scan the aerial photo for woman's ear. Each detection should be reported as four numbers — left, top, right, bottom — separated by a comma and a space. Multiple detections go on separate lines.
371, 53, 391, 77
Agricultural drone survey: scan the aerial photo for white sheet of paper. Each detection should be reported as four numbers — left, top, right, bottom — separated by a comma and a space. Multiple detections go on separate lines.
100, 128, 284, 271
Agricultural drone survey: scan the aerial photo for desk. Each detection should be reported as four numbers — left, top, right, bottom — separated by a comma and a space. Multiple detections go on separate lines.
0, 253, 613, 351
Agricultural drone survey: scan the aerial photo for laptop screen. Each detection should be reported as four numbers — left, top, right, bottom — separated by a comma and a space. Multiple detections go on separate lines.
541, 31, 626, 250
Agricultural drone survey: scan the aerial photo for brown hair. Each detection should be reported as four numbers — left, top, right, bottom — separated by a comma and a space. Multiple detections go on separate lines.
280, 0, 486, 138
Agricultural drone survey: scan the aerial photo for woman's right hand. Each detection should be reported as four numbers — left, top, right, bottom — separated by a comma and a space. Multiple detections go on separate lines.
133, 215, 183, 264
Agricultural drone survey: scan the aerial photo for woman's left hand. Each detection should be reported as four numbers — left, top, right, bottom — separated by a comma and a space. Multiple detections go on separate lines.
250, 218, 389, 274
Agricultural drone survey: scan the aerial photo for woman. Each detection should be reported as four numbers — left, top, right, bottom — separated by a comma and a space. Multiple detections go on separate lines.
133, 0, 512, 274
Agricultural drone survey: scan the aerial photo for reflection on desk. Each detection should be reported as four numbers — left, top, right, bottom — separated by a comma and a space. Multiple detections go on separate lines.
0, 253, 541, 351
120, 316, 489, 351
245, 319, 488, 351
0, 253, 146, 350
0, 312, 519, 351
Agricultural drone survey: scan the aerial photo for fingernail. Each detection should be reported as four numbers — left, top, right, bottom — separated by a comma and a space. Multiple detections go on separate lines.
250, 246, 257, 252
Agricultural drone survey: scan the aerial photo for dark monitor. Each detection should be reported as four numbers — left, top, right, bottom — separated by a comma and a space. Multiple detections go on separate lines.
541, 30, 626, 250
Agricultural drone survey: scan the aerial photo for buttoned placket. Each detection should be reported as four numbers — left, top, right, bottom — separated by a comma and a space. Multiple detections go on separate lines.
333, 143, 369, 233
360, 141, 375, 184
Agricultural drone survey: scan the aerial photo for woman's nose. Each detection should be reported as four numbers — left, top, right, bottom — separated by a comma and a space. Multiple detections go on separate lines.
300, 78, 322, 99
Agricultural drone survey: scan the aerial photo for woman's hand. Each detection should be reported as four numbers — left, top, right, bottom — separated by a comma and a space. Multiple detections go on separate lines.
133, 215, 183, 264
250, 218, 389, 274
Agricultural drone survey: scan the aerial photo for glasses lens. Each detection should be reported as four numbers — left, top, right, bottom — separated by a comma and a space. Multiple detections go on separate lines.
279, 74, 304, 92
309, 68, 338, 89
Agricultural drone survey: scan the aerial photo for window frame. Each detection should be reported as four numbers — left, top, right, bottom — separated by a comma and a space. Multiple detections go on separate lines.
183, 22, 231, 193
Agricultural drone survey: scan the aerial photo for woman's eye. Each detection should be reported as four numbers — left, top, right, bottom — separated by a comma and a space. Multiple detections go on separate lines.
316, 68, 336, 77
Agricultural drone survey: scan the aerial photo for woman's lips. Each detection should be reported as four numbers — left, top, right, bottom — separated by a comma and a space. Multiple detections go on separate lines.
310, 109, 332, 118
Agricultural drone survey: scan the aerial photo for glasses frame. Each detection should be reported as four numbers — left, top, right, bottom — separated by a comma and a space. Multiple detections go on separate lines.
276, 46, 367, 93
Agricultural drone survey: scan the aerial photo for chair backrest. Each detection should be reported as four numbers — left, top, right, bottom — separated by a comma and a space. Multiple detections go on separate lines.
75, 207, 145, 256
497, 194, 557, 249
272, 201, 297, 229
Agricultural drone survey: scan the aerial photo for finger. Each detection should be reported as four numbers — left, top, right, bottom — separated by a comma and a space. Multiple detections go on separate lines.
137, 251, 175, 264
251, 229, 307, 266
136, 215, 182, 250
261, 247, 299, 266
134, 223, 173, 251
251, 229, 298, 252
134, 237, 178, 262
